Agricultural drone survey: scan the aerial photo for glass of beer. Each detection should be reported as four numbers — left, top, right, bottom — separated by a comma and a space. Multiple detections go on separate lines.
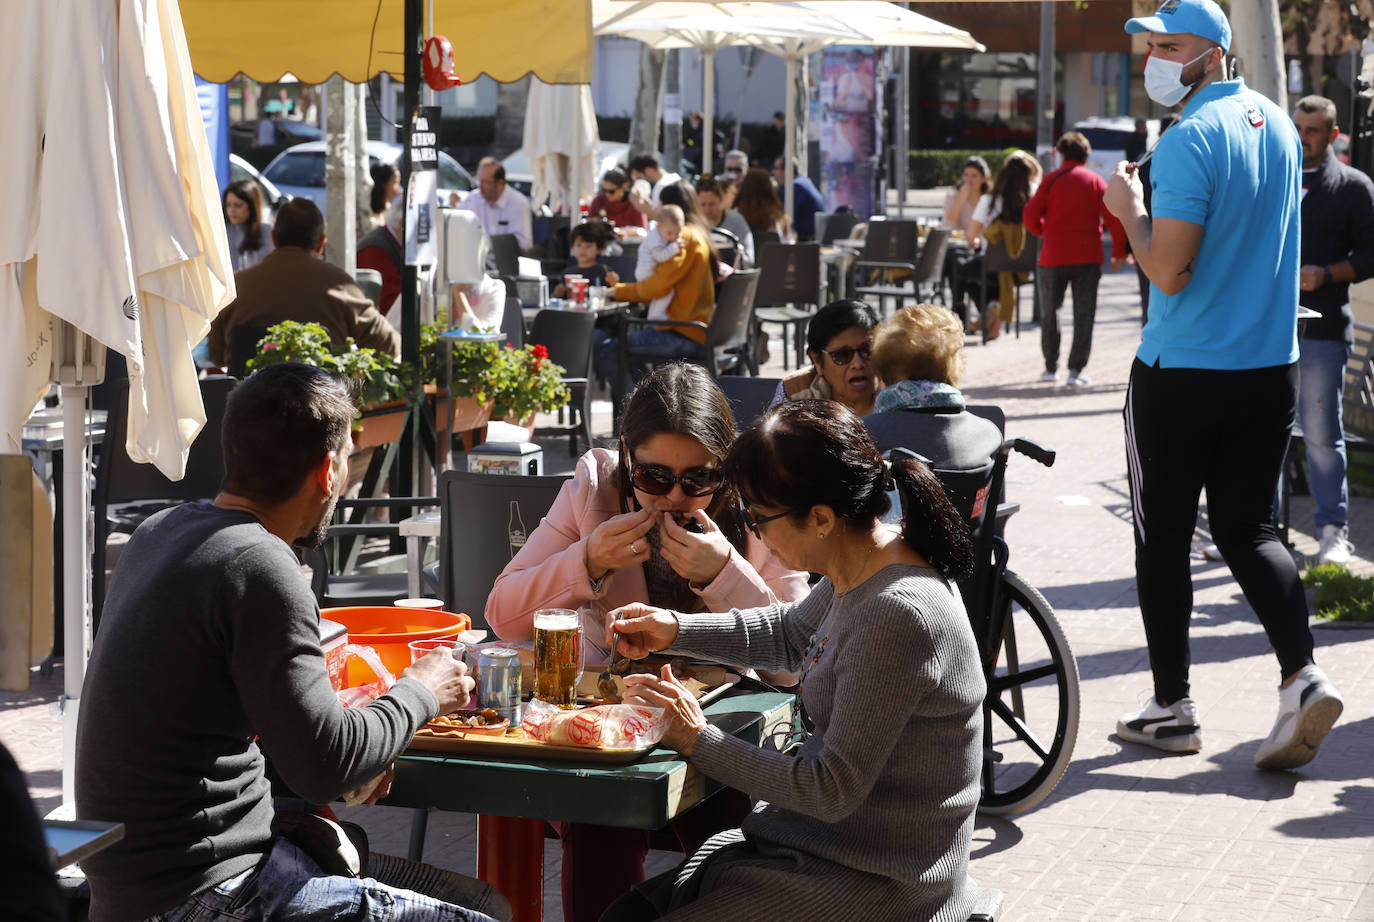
533, 608, 584, 709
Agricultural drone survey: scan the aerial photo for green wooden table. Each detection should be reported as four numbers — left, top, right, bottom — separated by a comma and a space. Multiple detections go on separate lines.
386, 689, 794, 922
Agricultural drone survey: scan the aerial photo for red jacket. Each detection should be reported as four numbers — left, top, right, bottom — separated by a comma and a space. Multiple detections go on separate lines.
1024, 162, 1127, 267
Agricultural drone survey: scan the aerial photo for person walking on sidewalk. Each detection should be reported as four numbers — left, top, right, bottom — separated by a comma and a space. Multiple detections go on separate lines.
1291, 95, 1374, 566
1025, 131, 1127, 387
1104, 0, 1343, 770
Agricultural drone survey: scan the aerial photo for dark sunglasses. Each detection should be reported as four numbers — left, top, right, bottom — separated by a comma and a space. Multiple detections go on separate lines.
630, 462, 724, 497
740, 503, 797, 537
601, 185, 622, 195
820, 345, 872, 366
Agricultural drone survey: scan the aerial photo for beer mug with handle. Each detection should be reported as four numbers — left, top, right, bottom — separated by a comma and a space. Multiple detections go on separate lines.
533, 608, 584, 708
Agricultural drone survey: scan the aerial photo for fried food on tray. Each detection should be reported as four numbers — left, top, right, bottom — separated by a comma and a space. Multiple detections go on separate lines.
427, 708, 509, 732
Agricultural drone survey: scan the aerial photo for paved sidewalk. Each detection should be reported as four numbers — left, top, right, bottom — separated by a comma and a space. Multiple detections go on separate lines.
7, 266, 1373, 920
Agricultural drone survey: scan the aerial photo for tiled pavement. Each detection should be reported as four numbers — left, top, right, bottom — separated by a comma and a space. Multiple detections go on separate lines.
7, 266, 1373, 920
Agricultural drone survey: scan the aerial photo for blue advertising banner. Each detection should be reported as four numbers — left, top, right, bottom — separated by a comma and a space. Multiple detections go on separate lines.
195, 77, 230, 192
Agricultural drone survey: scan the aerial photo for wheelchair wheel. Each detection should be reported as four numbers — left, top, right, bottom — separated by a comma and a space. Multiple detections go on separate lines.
978, 570, 1079, 815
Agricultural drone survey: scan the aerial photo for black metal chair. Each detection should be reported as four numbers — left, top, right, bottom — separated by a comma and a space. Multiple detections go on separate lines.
614, 269, 762, 413
92, 376, 236, 634
979, 235, 1040, 342
227, 325, 271, 379
304, 496, 440, 608
500, 296, 525, 349
818, 211, 860, 246
491, 233, 521, 280
437, 470, 571, 633
528, 308, 597, 454
716, 375, 782, 431
752, 243, 822, 371
853, 220, 922, 317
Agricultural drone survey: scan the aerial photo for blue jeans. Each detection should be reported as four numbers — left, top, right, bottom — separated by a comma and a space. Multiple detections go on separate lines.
148, 838, 499, 922
1297, 338, 1351, 530
596, 328, 711, 409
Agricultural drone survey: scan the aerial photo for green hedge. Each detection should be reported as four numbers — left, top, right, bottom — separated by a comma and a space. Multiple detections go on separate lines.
908, 148, 1023, 189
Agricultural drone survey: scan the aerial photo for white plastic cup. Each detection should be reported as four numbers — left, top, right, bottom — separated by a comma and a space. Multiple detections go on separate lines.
408, 638, 466, 665
394, 598, 444, 610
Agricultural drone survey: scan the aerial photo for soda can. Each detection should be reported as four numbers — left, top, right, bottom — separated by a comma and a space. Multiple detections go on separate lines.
478, 647, 522, 724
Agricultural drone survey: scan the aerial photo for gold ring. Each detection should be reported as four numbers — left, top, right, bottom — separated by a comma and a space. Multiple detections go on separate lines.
630, 543, 639, 555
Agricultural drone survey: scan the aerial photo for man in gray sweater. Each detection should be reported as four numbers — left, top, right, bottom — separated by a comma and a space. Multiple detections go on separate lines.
75, 363, 497, 922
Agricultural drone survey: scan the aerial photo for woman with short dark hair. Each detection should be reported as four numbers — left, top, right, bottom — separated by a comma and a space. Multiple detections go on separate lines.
776, 299, 879, 415
605, 399, 986, 921
590, 167, 647, 229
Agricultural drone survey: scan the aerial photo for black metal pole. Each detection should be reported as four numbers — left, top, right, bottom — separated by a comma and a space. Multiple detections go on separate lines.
398, 0, 422, 502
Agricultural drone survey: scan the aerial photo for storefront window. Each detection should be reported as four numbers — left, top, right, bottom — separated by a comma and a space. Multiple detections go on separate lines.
914, 51, 1060, 150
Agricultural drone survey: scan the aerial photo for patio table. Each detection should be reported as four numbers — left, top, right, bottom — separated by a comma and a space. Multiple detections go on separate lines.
386, 687, 795, 922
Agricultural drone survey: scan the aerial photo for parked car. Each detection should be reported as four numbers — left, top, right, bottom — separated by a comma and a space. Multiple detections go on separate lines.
229, 153, 290, 217
1069, 116, 1160, 182
499, 141, 631, 203
261, 140, 474, 216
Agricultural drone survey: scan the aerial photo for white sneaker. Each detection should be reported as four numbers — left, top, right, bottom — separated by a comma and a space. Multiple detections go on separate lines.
1117, 694, 1202, 753
1066, 371, 1091, 386
1315, 524, 1353, 566
1254, 665, 1343, 770
1201, 543, 1223, 561
1039, 371, 1059, 384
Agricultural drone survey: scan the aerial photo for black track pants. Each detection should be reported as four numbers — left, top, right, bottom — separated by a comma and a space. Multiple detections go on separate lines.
1123, 358, 1315, 704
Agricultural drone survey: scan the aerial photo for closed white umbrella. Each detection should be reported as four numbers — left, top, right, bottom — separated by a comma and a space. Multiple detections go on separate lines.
0, 0, 234, 806
524, 80, 601, 215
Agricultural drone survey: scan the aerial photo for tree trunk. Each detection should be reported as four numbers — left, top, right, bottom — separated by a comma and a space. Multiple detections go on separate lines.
791, 54, 809, 177
663, 50, 682, 171
629, 45, 666, 157
1230, 0, 1288, 107
355, 82, 373, 242
325, 74, 358, 274
493, 76, 530, 161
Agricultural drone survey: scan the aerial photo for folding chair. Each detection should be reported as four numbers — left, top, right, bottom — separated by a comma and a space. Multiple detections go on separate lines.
716, 375, 782, 431
852, 220, 921, 317
752, 243, 822, 371
528, 308, 597, 454
92, 376, 236, 634
437, 470, 571, 633
979, 235, 1041, 342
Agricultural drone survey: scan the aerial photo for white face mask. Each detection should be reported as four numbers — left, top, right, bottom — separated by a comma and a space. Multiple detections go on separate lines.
1143, 47, 1213, 107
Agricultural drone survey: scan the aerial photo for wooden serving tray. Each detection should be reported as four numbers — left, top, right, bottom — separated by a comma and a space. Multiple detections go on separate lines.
408, 724, 655, 763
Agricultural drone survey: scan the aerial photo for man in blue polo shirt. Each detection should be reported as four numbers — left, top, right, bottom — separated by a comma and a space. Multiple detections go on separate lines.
1104, 0, 1343, 770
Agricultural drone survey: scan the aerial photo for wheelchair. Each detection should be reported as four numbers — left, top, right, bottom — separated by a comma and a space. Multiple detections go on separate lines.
888, 435, 1079, 815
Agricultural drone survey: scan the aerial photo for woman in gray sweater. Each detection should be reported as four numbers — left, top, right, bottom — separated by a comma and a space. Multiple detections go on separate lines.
606, 400, 987, 921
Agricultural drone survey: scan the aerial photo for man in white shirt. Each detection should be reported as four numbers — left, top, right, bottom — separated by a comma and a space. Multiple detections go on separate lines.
627, 153, 682, 217
457, 156, 532, 249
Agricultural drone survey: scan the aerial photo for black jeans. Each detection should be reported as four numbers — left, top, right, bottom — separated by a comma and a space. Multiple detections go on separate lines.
1123, 359, 1314, 704
1038, 262, 1101, 374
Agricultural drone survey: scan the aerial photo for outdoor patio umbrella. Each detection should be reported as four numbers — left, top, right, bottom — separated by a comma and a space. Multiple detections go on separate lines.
595, 0, 982, 216
181, 0, 594, 85
0, 0, 235, 805
523, 81, 602, 214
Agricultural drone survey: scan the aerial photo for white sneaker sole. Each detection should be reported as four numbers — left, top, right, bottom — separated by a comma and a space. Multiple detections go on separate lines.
1255, 692, 1343, 770
1116, 719, 1203, 754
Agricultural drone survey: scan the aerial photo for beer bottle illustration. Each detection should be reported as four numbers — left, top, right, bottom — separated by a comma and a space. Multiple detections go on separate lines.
508, 501, 527, 558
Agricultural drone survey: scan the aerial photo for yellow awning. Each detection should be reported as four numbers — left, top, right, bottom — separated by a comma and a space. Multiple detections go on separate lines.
181, 0, 593, 84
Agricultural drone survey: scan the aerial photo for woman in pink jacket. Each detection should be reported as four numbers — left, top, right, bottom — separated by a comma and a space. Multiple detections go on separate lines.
486, 362, 808, 922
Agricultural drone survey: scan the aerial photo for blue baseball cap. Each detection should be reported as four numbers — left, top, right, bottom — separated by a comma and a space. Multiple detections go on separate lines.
1125, 0, 1231, 53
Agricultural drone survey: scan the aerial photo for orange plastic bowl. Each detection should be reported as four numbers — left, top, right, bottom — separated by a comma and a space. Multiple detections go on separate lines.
323, 606, 471, 687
